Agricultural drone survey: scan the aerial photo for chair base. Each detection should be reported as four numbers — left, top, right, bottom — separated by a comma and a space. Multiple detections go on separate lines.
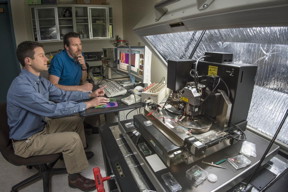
11, 166, 66, 192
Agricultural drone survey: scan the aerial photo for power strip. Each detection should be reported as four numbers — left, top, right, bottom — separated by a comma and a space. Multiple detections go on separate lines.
141, 83, 168, 104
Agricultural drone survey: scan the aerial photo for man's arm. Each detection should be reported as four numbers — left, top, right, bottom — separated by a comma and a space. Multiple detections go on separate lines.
77, 55, 88, 83
81, 66, 88, 83
49, 74, 92, 92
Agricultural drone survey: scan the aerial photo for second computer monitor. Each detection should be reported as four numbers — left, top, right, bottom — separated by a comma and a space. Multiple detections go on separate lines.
117, 46, 151, 84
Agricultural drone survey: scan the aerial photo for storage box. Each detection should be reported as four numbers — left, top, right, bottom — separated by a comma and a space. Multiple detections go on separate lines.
57, 0, 76, 4
76, 0, 89, 4
91, 0, 107, 4
42, 0, 57, 4
76, 0, 107, 4
26, 0, 41, 5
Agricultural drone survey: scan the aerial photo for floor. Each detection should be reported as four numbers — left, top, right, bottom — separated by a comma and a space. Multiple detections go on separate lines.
0, 133, 109, 192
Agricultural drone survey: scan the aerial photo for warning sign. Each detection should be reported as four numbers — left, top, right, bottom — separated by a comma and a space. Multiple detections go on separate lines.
208, 65, 218, 76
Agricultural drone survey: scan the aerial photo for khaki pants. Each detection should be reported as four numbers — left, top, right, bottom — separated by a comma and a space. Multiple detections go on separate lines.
13, 116, 89, 174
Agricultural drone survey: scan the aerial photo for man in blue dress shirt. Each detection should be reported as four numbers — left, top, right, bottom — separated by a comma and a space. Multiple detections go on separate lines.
7, 41, 109, 191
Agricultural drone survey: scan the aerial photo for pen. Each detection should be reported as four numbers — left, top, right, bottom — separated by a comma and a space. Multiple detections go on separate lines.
215, 158, 227, 165
202, 161, 225, 169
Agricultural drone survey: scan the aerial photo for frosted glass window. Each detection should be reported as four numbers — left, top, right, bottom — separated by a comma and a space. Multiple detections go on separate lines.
145, 27, 288, 145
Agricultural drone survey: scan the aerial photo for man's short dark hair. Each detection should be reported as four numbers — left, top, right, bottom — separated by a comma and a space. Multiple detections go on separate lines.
16, 41, 43, 67
63, 32, 81, 47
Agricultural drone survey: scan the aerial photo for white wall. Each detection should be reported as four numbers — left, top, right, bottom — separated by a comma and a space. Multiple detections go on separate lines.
10, 0, 123, 53
122, 0, 167, 83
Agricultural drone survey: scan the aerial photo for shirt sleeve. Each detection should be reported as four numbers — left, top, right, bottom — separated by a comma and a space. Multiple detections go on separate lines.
49, 54, 63, 78
46, 78, 90, 102
10, 78, 89, 118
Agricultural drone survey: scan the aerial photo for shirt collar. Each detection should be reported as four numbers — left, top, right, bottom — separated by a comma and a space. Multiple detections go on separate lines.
63, 50, 76, 62
21, 69, 41, 83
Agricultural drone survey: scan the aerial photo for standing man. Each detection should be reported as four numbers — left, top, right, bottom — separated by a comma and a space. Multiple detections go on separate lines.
7, 41, 109, 191
49, 32, 92, 92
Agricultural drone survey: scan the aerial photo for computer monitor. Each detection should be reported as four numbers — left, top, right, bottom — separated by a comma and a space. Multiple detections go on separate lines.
116, 46, 152, 84
117, 47, 130, 74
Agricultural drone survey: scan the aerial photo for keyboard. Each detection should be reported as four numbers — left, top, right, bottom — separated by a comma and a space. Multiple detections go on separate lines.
101, 80, 127, 97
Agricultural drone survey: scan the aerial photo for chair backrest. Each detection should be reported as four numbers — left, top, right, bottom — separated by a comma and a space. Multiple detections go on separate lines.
0, 102, 10, 152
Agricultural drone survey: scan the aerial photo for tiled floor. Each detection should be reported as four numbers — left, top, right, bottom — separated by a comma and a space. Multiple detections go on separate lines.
0, 133, 108, 192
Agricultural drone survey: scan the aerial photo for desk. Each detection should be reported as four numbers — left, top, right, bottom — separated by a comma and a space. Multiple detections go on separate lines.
80, 94, 145, 117
100, 119, 279, 192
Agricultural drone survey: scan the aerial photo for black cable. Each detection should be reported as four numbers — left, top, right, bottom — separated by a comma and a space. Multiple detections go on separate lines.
126, 108, 138, 120
230, 123, 247, 141
200, 75, 231, 104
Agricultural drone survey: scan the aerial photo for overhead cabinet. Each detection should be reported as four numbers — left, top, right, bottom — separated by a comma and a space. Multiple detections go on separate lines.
32, 7, 59, 41
31, 5, 113, 41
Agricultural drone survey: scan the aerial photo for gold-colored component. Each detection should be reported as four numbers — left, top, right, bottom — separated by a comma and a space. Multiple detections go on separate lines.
208, 65, 218, 76
180, 97, 189, 103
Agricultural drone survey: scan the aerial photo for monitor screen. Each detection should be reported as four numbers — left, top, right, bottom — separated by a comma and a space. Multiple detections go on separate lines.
117, 47, 130, 74
130, 50, 144, 75
116, 46, 151, 84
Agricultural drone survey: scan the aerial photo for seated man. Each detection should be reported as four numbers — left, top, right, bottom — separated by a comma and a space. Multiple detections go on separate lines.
48, 32, 92, 92
49, 32, 101, 130
7, 41, 109, 192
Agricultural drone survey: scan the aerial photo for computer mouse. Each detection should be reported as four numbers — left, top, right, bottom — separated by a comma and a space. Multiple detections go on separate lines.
133, 86, 144, 95
134, 86, 144, 91
108, 102, 116, 107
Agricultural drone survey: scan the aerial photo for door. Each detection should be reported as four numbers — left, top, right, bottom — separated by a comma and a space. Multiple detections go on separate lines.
0, 2, 20, 102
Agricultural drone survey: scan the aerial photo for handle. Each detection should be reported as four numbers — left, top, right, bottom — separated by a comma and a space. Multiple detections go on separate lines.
93, 167, 112, 192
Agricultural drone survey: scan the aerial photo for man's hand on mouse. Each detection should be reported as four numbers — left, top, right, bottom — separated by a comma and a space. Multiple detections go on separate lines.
85, 97, 110, 108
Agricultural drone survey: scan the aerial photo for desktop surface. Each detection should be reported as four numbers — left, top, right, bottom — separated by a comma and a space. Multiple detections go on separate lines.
80, 93, 145, 117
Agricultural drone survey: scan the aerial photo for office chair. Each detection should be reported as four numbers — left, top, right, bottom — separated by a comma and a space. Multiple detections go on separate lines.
0, 103, 66, 192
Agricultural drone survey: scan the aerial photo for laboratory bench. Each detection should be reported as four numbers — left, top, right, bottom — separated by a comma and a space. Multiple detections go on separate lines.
98, 119, 286, 192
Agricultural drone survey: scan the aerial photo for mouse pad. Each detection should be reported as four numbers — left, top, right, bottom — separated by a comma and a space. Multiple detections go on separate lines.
95, 101, 118, 108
